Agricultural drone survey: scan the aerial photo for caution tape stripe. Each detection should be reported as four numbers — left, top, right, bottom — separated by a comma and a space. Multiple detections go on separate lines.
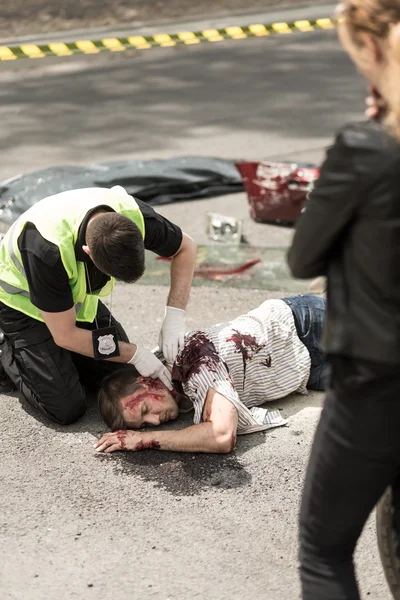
0, 18, 336, 61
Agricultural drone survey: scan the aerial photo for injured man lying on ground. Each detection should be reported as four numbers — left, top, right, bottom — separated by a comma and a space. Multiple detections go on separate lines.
95, 294, 328, 454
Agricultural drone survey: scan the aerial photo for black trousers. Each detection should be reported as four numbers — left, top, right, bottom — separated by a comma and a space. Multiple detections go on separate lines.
300, 355, 400, 599
0, 301, 132, 425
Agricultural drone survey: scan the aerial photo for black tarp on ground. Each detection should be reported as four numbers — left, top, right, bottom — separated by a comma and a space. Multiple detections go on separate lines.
0, 157, 243, 230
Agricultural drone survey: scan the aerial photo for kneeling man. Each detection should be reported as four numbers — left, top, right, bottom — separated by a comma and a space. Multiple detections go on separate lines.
95, 294, 328, 454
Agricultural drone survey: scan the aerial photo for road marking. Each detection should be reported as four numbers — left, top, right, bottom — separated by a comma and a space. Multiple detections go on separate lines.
0, 46, 18, 60
75, 40, 101, 53
127, 36, 152, 49
248, 24, 270, 37
20, 44, 46, 58
0, 17, 337, 61
101, 38, 126, 52
48, 42, 73, 56
271, 22, 293, 34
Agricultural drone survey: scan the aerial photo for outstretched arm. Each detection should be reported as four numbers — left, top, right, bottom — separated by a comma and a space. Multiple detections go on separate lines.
95, 389, 239, 454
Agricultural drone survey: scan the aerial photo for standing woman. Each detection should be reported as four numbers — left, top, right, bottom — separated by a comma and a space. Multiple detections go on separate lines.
288, 2, 400, 599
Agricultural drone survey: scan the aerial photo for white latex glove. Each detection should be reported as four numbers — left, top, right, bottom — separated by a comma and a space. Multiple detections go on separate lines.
158, 306, 186, 366
128, 346, 173, 390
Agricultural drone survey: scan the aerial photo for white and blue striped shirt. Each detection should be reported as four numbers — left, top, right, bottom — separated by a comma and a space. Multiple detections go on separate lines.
173, 299, 311, 435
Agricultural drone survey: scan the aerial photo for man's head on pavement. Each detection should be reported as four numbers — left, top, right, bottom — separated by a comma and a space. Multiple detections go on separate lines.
84, 212, 145, 283
99, 368, 180, 431
337, 0, 400, 141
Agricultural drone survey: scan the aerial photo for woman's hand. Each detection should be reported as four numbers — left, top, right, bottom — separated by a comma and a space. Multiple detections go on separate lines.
366, 85, 386, 121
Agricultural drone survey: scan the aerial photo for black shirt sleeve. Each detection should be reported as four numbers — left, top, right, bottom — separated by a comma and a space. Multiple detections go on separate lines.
136, 198, 183, 257
19, 225, 74, 313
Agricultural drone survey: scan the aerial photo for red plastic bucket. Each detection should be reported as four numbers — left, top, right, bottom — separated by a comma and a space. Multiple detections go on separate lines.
236, 161, 320, 224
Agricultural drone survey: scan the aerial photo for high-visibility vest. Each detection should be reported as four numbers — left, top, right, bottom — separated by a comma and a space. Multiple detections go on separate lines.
0, 186, 145, 323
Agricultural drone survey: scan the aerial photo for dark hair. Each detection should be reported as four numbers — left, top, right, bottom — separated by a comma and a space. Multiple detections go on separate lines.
98, 366, 143, 430
86, 213, 145, 283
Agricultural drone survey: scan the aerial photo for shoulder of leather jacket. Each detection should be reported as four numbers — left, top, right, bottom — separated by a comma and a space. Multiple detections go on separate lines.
337, 120, 396, 152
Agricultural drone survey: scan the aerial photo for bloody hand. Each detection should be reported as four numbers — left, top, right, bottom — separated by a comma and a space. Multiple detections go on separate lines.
95, 431, 161, 453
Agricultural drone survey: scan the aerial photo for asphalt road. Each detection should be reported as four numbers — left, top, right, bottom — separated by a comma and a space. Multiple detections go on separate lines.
0, 13, 391, 600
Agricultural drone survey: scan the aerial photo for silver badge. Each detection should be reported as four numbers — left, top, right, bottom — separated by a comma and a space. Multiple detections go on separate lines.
97, 334, 117, 356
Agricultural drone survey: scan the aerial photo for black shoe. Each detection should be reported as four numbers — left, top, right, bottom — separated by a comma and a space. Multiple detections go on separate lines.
0, 331, 15, 393
0, 373, 15, 393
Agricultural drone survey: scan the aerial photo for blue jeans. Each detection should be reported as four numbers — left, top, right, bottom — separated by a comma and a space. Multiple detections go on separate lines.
282, 294, 330, 391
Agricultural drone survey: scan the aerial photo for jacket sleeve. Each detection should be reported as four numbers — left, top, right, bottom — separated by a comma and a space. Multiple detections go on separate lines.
287, 130, 360, 279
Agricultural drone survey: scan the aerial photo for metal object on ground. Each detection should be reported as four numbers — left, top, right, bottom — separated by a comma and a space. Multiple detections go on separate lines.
236, 161, 319, 225
206, 213, 243, 245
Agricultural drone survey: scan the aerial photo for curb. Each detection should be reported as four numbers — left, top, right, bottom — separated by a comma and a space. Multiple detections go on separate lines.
0, 17, 336, 61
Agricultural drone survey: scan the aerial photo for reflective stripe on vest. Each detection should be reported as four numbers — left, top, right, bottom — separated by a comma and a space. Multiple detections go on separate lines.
6, 222, 26, 277
0, 279, 84, 314
0, 280, 30, 297
0, 223, 29, 297
0, 187, 145, 323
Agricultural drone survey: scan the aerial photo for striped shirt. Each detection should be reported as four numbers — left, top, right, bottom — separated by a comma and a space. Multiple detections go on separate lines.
172, 299, 311, 435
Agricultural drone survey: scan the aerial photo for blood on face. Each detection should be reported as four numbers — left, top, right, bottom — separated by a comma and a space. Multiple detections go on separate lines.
122, 385, 166, 412
138, 377, 165, 392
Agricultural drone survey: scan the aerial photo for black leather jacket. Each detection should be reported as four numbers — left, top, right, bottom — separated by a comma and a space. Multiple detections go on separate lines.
288, 120, 400, 364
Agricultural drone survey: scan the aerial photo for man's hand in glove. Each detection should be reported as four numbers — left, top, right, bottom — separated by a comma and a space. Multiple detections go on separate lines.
129, 346, 173, 390
159, 306, 186, 366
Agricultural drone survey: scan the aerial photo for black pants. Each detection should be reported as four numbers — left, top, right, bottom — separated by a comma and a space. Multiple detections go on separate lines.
300, 355, 400, 599
0, 301, 132, 425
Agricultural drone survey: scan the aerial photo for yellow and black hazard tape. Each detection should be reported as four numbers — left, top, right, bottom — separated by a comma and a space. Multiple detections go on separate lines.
0, 18, 336, 61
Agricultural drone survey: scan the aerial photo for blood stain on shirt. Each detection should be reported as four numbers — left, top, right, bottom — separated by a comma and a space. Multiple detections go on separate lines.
226, 329, 265, 381
263, 356, 272, 368
226, 330, 260, 360
177, 332, 221, 379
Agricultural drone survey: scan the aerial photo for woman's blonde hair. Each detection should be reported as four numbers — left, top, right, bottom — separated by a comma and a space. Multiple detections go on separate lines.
338, 0, 400, 141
